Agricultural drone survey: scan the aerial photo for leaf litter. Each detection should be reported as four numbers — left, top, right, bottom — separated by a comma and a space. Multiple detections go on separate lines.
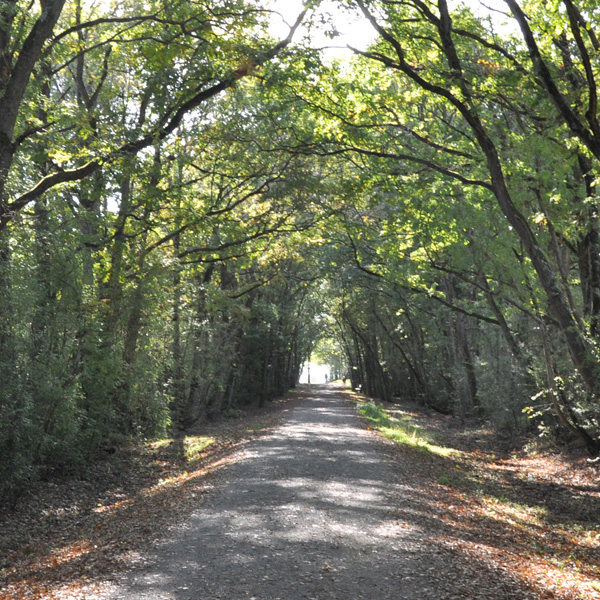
360, 395, 600, 600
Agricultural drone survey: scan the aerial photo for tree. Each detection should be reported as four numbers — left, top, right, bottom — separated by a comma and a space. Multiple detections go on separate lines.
309, 0, 600, 450
0, 0, 310, 503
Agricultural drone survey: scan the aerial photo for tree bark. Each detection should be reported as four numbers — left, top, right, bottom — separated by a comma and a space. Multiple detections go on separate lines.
0, 1, 66, 209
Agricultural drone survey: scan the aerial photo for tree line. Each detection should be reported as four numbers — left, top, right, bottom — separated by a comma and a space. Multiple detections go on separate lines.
1, 0, 600, 504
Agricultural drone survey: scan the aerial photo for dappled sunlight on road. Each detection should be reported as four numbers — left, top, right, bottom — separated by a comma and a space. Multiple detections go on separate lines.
101, 387, 538, 600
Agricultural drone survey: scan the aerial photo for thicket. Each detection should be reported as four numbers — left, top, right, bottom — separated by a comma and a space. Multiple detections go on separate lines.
2, 0, 600, 504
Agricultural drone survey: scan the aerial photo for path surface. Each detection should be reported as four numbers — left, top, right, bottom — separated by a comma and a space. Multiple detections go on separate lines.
105, 386, 530, 600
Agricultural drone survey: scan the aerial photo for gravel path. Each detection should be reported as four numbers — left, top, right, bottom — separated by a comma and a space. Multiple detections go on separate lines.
105, 385, 531, 600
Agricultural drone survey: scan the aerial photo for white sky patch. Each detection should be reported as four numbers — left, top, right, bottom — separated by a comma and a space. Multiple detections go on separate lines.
299, 361, 331, 384
451, 0, 518, 36
267, 0, 377, 61
268, 0, 517, 61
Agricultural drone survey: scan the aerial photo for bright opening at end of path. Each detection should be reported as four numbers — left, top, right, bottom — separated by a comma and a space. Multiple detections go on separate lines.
299, 362, 331, 384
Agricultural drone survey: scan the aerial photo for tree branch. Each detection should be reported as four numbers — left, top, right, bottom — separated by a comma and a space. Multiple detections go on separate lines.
2, 9, 307, 230
504, 0, 600, 160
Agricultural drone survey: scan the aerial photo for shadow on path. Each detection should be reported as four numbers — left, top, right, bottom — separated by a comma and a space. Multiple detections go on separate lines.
106, 385, 537, 600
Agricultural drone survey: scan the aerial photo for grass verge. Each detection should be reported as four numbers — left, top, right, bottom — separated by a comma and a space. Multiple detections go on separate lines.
358, 401, 459, 458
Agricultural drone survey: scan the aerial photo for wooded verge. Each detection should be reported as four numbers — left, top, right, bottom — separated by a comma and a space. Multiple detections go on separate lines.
358, 393, 600, 600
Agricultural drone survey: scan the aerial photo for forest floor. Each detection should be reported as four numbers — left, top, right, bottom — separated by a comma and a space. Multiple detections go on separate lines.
0, 385, 598, 599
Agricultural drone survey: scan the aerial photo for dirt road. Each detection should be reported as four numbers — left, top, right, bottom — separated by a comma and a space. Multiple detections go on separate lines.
105, 386, 533, 599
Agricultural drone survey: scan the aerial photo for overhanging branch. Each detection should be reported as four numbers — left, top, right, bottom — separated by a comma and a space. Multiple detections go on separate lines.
2, 10, 307, 231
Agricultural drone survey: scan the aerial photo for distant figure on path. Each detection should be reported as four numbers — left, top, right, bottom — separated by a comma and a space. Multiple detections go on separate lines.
325, 373, 328, 383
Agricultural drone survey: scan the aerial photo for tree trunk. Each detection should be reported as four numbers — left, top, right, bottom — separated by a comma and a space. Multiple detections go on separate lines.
541, 326, 600, 455
454, 312, 480, 414
485, 145, 600, 398
576, 155, 600, 338
0, 235, 15, 402
182, 265, 214, 428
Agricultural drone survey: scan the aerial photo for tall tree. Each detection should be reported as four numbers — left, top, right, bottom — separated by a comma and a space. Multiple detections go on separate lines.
312, 0, 600, 449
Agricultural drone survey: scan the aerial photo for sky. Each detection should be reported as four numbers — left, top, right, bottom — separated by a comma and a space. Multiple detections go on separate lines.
268, 0, 515, 59
299, 361, 331, 384
267, 0, 377, 60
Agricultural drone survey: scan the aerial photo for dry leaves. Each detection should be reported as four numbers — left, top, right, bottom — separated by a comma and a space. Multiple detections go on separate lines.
380, 403, 600, 600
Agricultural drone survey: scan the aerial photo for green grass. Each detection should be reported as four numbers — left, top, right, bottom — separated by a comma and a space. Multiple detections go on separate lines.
358, 402, 459, 458
147, 435, 216, 462
147, 438, 172, 449
183, 435, 215, 462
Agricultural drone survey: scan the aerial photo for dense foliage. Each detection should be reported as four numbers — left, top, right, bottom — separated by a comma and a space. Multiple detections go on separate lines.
1, 0, 600, 504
